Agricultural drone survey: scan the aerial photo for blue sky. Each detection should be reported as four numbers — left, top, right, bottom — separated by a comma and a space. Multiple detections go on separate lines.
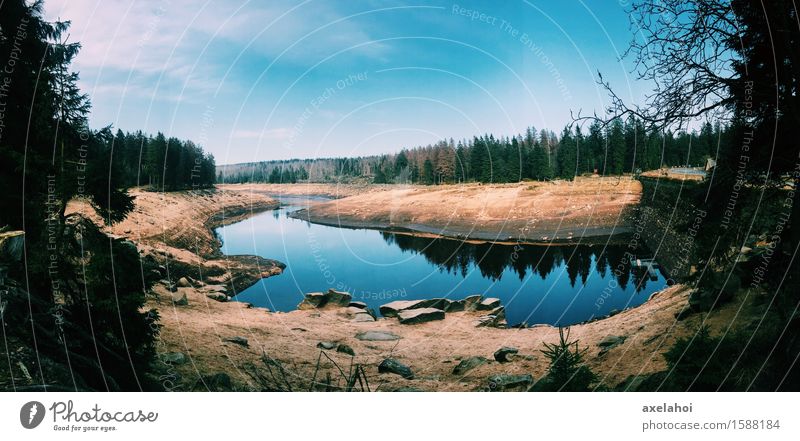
45, 0, 647, 165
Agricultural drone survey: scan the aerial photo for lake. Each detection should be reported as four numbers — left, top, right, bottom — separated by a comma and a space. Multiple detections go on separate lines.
217, 195, 667, 326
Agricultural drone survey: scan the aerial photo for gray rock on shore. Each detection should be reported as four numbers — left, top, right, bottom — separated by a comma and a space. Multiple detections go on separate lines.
398, 308, 445, 324
355, 331, 401, 341
297, 289, 352, 310
493, 347, 519, 363
378, 358, 414, 379
452, 356, 488, 375
487, 374, 533, 391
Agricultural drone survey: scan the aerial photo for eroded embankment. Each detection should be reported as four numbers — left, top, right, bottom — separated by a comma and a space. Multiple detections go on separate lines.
286, 178, 642, 243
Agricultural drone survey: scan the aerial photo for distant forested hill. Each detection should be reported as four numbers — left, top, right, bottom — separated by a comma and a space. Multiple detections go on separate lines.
218, 119, 727, 185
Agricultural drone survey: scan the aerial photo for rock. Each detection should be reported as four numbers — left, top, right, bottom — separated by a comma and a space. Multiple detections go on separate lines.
202, 284, 228, 294
452, 356, 488, 375
476, 297, 501, 310
326, 289, 352, 306
487, 374, 533, 391
316, 341, 336, 350
444, 299, 466, 312
336, 344, 355, 356
162, 352, 187, 365
297, 292, 326, 310
352, 313, 375, 322
206, 292, 228, 302
474, 314, 507, 328
598, 335, 626, 347
224, 336, 249, 347
378, 358, 414, 379
487, 306, 506, 320
494, 347, 519, 363
380, 300, 424, 317
608, 308, 621, 317
170, 290, 188, 306
348, 301, 367, 309
598, 335, 626, 354
355, 331, 401, 341
398, 308, 445, 324
463, 295, 483, 311
177, 277, 192, 287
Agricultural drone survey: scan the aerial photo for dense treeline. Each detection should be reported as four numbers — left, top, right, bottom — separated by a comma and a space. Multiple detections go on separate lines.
111, 130, 216, 190
219, 119, 724, 185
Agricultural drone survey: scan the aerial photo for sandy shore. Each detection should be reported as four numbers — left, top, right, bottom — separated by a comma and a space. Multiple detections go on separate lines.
67, 184, 758, 391
278, 178, 642, 243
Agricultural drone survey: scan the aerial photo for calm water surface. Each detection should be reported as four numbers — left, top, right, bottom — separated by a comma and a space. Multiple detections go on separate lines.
217, 195, 667, 326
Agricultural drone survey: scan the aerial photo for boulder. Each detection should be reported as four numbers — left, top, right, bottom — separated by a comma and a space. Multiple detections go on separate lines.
224, 336, 249, 347
476, 297, 501, 310
398, 308, 445, 325
177, 276, 192, 288
487, 374, 533, 391
326, 289, 352, 306
487, 306, 506, 320
316, 341, 336, 350
444, 299, 466, 312
352, 313, 375, 322
494, 347, 519, 363
474, 314, 507, 328
452, 356, 488, 375
162, 352, 187, 365
463, 295, 483, 311
348, 301, 367, 309
206, 292, 228, 302
170, 290, 188, 306
203, 284, 228, 294
378, 358, 414, 379
297, 292, 326, 310
380, 300, 424, 318
336, 344, 356, 356
355, 331, 401, 341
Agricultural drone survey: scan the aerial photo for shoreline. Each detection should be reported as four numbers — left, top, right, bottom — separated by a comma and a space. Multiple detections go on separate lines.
73, 183, 744, 391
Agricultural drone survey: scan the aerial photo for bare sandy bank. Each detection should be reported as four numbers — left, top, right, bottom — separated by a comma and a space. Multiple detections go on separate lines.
67, 187, 284, 292
150, 282, 757, 391
281, 178, 642, 243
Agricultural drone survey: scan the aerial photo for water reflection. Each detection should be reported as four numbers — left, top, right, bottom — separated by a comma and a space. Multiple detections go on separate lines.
381, 233, 655, 294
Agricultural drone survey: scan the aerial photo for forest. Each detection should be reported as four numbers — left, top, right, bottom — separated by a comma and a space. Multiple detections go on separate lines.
110, 130, 216, 190
218, 119, 724, 185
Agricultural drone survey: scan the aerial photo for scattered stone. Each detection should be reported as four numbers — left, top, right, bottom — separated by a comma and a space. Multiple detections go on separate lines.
380, 300, 424, 318
170, 290, 188, 306
494, 347, 519, 363
162, 352, 187, 365
378, 358, 414, 379
474, 314, 507, 328
476, 297, 501, 311
352, 313, 375, 322
297, 292, 326, 310
326, 289, 352, 306
224, 336, 249, 347
463, 295, 483, 311
336, 344, 355, 356
398, 308, 445, 324
203, 284, 228, 294
356, 331, 401, 341
348, 301, 367, 309
317, 341, 336, 350
487, 374, 533, 391
452, 356, 488, 375
205, 292, 228, 302
444, 299, 466, 312
177, 276, 192, 287
291, 328, 307, 332
598, 335, 626, 354
487, 306, 506, 320
608, 308, 621, 317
